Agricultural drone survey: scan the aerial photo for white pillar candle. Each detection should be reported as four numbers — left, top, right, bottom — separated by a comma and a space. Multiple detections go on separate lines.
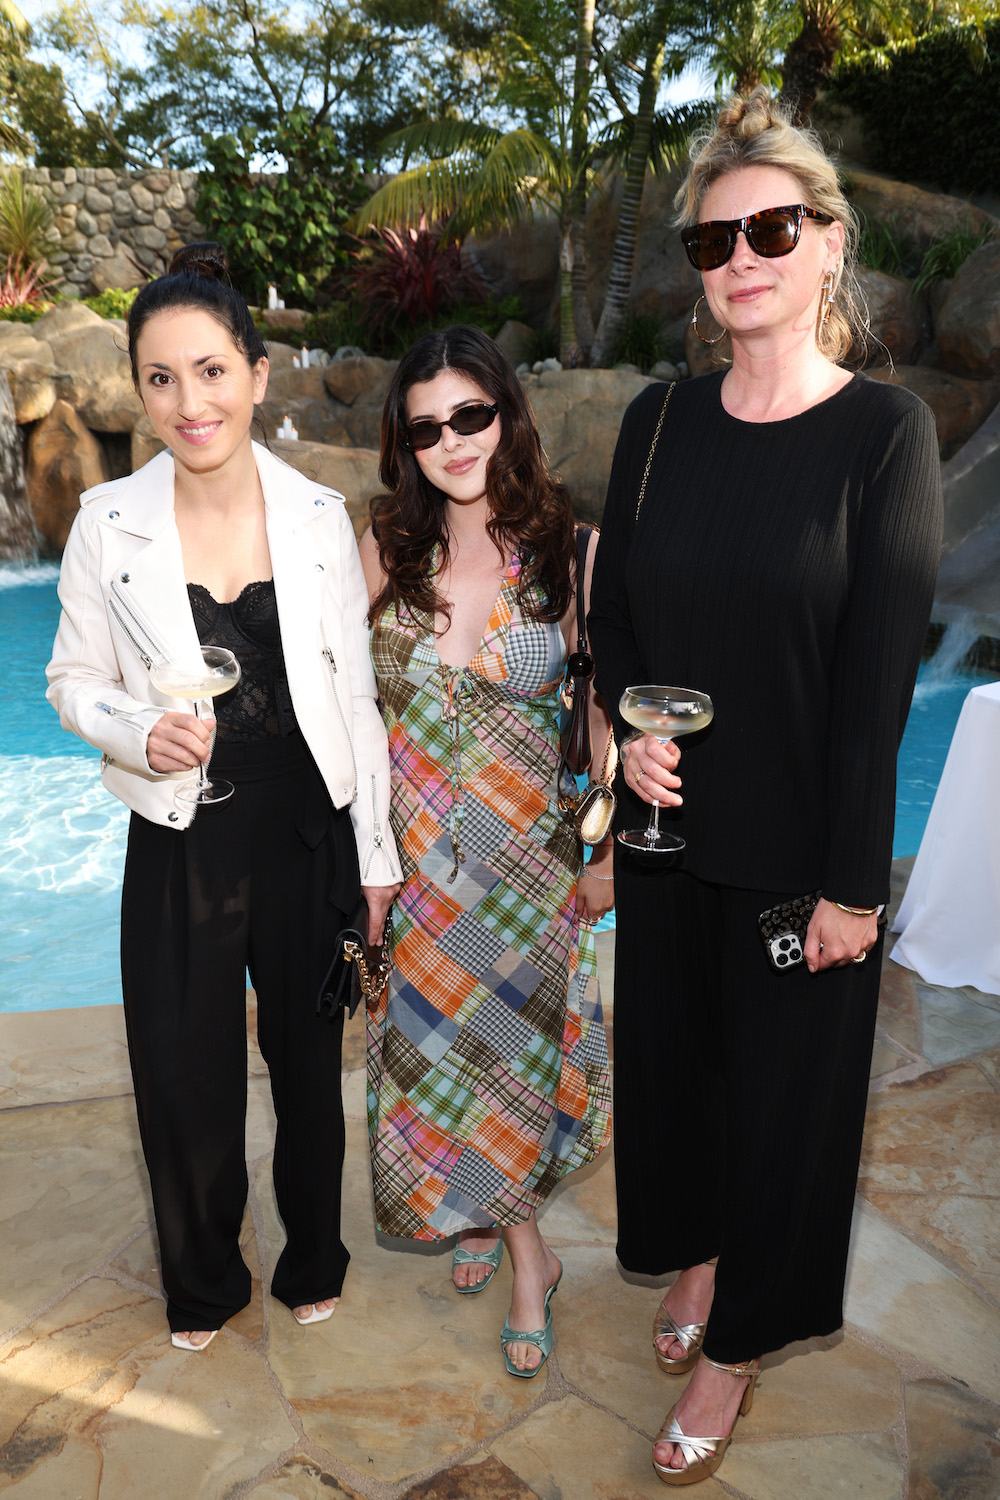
267, 284, 278, 310
292, 355, 300, 368
301, 346, 310, 369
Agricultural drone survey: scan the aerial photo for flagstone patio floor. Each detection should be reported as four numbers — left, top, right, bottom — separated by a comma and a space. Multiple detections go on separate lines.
2, 857, 998, 1498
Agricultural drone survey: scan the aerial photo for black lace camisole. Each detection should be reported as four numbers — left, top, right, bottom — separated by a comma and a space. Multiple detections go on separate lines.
187, 579, 299, 742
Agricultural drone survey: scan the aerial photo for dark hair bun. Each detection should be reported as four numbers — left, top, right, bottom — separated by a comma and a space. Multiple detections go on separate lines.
167, 241, 229, 281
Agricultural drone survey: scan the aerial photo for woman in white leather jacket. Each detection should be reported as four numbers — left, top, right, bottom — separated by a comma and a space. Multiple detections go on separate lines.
47, 242, 401, 1350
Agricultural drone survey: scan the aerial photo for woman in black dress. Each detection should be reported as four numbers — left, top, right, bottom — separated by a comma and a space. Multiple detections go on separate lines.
589, 91, 942, 1484
47, 243, 401, 1349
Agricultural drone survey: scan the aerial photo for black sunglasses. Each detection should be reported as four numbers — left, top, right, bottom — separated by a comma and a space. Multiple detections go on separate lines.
681, 204, 834, 271
402, 401, 499, 453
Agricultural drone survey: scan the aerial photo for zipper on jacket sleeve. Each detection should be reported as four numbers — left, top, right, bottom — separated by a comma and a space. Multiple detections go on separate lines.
97, 700, 146, 728
321, 641, 359, 797
362, 773, 385, 879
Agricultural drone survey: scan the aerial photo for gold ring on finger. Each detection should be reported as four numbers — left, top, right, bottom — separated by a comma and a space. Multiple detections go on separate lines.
635, 768, 644, 784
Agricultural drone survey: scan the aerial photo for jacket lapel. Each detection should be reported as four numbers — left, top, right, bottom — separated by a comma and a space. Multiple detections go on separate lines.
100, 450, 204, 672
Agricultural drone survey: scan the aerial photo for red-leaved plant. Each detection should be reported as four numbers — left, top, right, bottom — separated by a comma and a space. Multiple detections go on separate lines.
0, 252, 63, 309
346, 218, 487, 335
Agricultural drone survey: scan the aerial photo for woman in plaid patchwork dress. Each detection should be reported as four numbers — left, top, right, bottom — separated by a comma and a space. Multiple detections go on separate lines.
360, 326, 614, 1377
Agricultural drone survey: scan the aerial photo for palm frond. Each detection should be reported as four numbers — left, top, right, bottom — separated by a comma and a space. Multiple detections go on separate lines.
351, 155, 493, 234
595, 99, 716, 175
0, 0, 28, 33
381, 118, 504, 166
0, 120, 32, 155
352, 127, 560, 239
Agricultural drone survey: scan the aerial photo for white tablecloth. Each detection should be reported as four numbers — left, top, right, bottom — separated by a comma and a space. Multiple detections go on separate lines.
892, 680, 1000, 995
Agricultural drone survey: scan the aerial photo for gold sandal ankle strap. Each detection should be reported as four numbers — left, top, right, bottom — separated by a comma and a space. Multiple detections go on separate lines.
701, 1354, 758, 1379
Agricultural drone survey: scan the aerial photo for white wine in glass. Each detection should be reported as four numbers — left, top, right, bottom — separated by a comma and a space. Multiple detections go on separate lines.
618, 684, 714, 854
150, 645, 242, 806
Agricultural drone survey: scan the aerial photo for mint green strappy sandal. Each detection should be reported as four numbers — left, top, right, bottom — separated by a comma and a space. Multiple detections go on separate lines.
452, 1238, 503, 1294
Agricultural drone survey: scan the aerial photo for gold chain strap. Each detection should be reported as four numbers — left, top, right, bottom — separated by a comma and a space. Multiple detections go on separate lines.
635, 383, 675, 522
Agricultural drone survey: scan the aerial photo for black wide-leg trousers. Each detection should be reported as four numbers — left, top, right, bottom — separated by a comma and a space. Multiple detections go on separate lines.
120, 736, 359, 1333
612, 859, 883, 1363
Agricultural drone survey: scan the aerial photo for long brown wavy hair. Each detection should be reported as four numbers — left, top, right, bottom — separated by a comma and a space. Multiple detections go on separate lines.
370, 325, 575, 627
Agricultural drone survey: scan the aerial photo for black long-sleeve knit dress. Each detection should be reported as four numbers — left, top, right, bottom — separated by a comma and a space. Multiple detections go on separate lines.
589, 370, 942, 1360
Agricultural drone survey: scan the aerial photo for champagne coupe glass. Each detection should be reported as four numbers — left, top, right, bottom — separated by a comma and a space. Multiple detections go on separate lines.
149, 645, 241, 806
618, 684, 714, 854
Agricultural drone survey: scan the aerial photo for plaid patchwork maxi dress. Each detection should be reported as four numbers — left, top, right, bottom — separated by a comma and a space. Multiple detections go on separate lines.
367, 555, 612, 1240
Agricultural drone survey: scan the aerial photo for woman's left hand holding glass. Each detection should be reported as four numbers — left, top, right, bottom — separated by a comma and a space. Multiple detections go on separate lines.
804, 897, 877, 972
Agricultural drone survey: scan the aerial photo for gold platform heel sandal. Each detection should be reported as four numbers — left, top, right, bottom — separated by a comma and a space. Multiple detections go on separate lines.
652, 1355, 759, 1486
652, 1304, 708, 1374
652, 1260, 717, 1374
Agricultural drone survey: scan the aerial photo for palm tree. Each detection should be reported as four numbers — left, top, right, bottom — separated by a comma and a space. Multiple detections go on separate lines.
351, 9, 600, 366
778, 0, 920, 122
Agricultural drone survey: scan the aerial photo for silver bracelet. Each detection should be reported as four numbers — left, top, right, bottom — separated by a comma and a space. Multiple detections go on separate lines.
583, 870, 614, 881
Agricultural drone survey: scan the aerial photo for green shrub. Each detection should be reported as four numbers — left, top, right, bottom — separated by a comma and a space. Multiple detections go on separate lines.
302, 291, 528, 358
832, 21, 1000, 192
0, 169, 57, 264
608, 311, 666, 373
912, 222, 997, 296
856, 218, 919, 278
523, 323, 559, 365
84, 286, 139, 320
0, 303, 45, 323
301, 300, 371, 354
197, 112, 368, 309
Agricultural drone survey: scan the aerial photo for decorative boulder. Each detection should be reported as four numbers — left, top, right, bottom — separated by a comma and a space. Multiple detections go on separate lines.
936, 242, 1000, 380
494, 319, 536, 367
0, 332, 58, 423
26, 400, 110, 551
32, 302, 105, 339
272, 440, 386, 538
4, 359, 57, 424
523, 368, 654, 523
263, 340, 298, 371
323, 355, 395, 408
89, 251, 145, 294
856, 270, 922, 363
48, 324, 144, 432
130, 414, 165, 470
263, 366, 330, 407
848, 172, 998, 250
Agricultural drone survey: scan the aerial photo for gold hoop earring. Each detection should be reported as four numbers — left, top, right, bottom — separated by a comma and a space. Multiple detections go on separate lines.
692, 295, 727, 346
818, 270, 835, 330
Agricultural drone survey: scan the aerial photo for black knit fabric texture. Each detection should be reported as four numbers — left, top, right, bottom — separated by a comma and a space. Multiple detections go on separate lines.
589, 370, 943, 907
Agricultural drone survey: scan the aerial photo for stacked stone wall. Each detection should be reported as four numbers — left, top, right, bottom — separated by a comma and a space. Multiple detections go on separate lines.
23, 167, 204, 297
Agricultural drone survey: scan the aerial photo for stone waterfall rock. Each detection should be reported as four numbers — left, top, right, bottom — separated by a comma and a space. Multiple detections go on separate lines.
130, 414, 165, 471
856, 270, 924, 364
48, 325, 143, 433
271, 440, 385, 538
522, 368, 655, 523
26, 400, 110, 551
847, 172, 998, 249
936, 242, 1000, 380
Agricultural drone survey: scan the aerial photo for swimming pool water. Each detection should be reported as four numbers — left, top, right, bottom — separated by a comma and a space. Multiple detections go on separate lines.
1, 564, 995, 1014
